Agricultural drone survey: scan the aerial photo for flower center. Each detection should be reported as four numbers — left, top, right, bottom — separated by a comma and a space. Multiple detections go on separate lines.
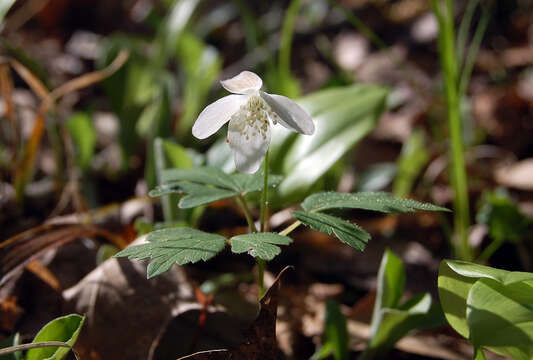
228, 94, 280, 141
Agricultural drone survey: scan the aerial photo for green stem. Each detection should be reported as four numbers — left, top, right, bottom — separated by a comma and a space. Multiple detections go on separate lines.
431, 0, 472, 261
477, 238, 504, 263
279, 0, 302, 78
456, 0, 479, 64
458, 2, 490, 100
260, 150, 269, 232
257, 150, 271, 298
279, 220, 302, 236
257, 259, 265, 298
236, 194, 257, 233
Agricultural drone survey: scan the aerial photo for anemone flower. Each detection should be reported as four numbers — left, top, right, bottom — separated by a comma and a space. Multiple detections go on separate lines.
192, 71, 315, 174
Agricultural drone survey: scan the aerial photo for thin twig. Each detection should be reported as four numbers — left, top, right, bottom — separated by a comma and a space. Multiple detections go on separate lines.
0, 341, 79, 360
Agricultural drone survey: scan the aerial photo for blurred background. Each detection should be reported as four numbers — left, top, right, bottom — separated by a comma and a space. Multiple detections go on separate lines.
1, 0, 533, 359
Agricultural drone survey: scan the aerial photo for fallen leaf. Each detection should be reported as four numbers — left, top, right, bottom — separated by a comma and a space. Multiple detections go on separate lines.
63, 237, 195, 360
177, 266, 293, 360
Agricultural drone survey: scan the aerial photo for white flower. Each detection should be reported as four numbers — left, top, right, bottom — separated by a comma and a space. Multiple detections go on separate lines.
192, 71, 315, 174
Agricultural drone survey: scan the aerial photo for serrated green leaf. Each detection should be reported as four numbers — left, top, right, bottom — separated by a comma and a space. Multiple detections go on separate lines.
230, 233, 292, 261
292, 211, 369, 251
301, 192, 449, 213
177, 183, 238, 208
26, 314, 85, 360
231, 170, 283, 194
162, 167, 239, 190
149, 182, 183, 197
115, 228, 227, 278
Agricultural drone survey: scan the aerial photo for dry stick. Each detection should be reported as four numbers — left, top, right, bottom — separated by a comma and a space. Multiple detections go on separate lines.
0, 222, 126, 250
9, 58, 50, 101
0, 341, 79, 360
4, 0, 52, 33
12, 50, 129, 203
0, 62, 18, 153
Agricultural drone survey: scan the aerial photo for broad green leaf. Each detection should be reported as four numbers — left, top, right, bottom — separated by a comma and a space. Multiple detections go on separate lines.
176, 32, 221, 136
26, 314, 85, 360
393, 130, 430, 197
162, 167, 238, 190
438, 260, 479, 338
301, 192, 449, 213
0, 333, 21, 360
66, 112, 96, 171
275, 84, 387, 197
446, 260, 533, 285
292, 211, 369, 251
323, 300, 349, 360
356, 163, 397, 192
363, 250, 443, 360
0, 0, 15, 26
370, 249, 405, 337
162, 140, 194, 169
230, 233, 292, 261
467, 278, 533, 360
439, 259, 533, 342
177, 183, 238, 208
277, 115, 376, 198
165, 0, 200, 48
115, 228, 227, 278
363, 294, 437, 360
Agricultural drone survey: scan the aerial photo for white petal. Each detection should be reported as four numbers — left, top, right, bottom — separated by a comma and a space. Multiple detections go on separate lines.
221, 71, 263, 94
260, 92, 315, 135
228, 116, 271, 174
192, 94, 247, 139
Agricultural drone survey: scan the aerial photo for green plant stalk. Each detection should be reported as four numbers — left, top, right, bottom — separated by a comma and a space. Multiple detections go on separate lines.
257, 150, 271, 298
458, 2, 490, 100
477, 237, 504, 263
432, 0, 472, 261
279, 220, 302, 236
260, 150, 269, 232
279, 0, 302, 78
456, 0, 479, 64
154, 138, 179, 222
236, 194, 257, 233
